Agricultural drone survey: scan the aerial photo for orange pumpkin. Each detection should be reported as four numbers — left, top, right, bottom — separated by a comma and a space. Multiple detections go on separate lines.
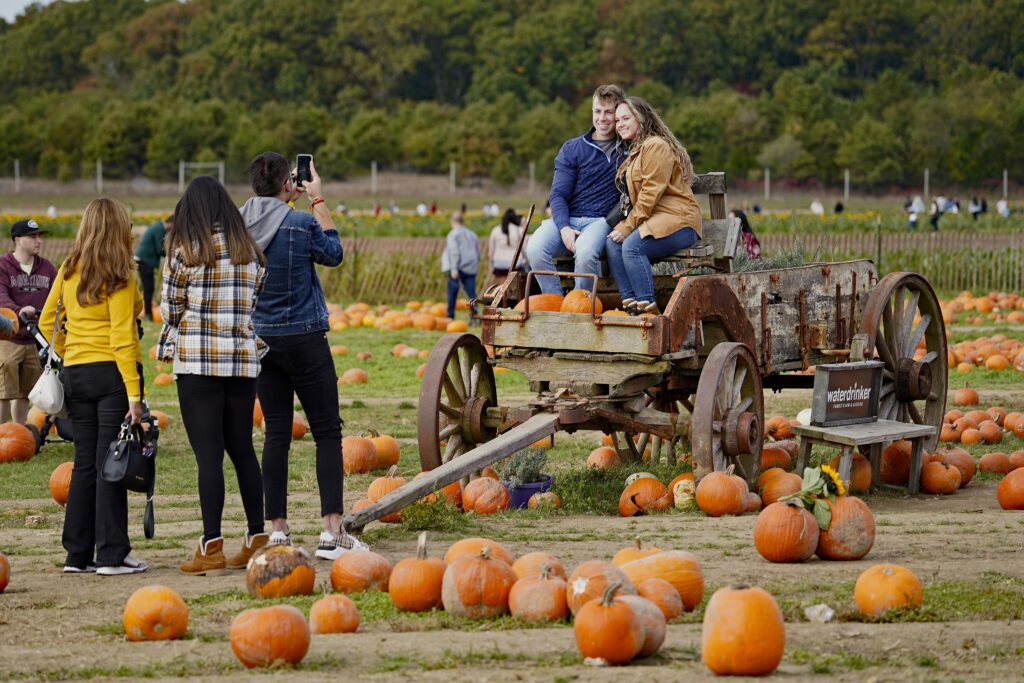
252, 400, 263, 428
618, 478, 672, 517
880, 440, 912, 485
636, 577, 683, 621
611, 538, 662, 567
586, 446, 621, 469
365, 430, 400, 469
933, 447, 976, 487
462, 477, 510, 514
342, 435, 377, 474
759, 471, 802, 506
148, 410, 170, 429
444, 538, 513, 566
573, 581, 645, 665
290, 412, 307, 440
26, 406, 47, 431
508, 563, 569, 622
701, 584, 785, 676
0, 308, 20, 340
979, 451, 1012, 474
567, 560, 637, 615
694, 470, 747, 517
815, 495, 875, 561
828, 452, 872, 492
853, 564, 923, 616
619, 551, 704, 612
560, 289, 604, 314
152, 372, 175, 387
759, 446, 791, 471
513, 294, 564, 312
511, 551, 567, 581
996, 468, 1024, 510
389, 532, 446, 612
744, 491, 763, 513
0, 551, 8, 593
245, 545, 316, 598
954, 384, 978, 406
49, 462, 73, 507
753, 501, 819, 563
329, 550, 393, 593
1010, 451, 1024, 470
978, 420, 1003, 444
756, 467, 786, 491
667, 472, 695, 493
920, 461, 961, 495
123, 585, 188, 641
0, 422, 35, 463
960, 427, 982, 445
229, 605, 310, 668
764, 415, 792, 440
309, 594, 360, 634
441, 547, 516, 618
616, 594, 666, 658
367, 465, 407, 523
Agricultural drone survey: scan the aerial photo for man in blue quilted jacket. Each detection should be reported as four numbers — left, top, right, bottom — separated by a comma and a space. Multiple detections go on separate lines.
526, 84, 626, 295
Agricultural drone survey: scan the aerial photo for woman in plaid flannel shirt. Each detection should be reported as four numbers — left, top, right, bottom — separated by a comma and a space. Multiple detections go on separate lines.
158, 176, 269, 576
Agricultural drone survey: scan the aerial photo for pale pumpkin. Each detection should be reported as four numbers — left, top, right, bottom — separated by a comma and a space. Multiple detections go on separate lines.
619, 551, 704, 612
245, 545, 316, 598
853, 564, 923, 616
309, 594, 360, 634
566, 560, 637, 615
329, 550, 393, 593
508, 563, 569, 622
441, 547, 516, 618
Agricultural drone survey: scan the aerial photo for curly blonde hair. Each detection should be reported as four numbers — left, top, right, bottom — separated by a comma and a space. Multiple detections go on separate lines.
617, 96, 694, 184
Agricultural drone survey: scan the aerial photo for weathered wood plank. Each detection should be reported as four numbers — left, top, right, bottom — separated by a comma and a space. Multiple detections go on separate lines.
488, 310, 663, 355
691, 172, 727, 196
498, 355, 668, 386
342, 413, 561, 532
793, 419, 936, 447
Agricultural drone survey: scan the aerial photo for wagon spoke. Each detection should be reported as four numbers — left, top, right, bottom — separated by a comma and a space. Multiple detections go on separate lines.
712, 420, 722, 432
879, 383, 894, 399
736, 396, 753, 413
442, 372, 463, 406
461, 353, 474, 399
907, 401, 924, 425
905, 313, 930, 358
732, 366, 748, 405
898, 290, 920, 355
880, 393, 896, 420
439, 402, 461, 420
449, 349, 467, 398
469, 362, 482, 399
438, 422, 460, 439
874, 333, 897, 369
919, 351, 937, 365
885, 291, 899, 355
442, 434, 463, 463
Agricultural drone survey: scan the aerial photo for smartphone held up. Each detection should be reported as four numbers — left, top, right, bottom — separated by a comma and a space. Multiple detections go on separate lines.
295, 154, 313, 186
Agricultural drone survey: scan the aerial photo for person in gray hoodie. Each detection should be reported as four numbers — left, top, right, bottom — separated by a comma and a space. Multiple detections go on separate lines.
239, 152, 367, 560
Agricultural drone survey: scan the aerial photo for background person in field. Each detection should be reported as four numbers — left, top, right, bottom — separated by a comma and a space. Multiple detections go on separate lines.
441, 211, 480, 321
134, 216, 168, 322
605, 96, 701, 315
40, 199, 147, 577
488, 208, 528, 278
0, 219, 56, 424
159, 176, 268, 576
526, 84, 626, 295
240, 152, 366, 559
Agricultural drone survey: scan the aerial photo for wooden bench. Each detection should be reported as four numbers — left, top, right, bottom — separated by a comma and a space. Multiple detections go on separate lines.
792, 421, 938, 494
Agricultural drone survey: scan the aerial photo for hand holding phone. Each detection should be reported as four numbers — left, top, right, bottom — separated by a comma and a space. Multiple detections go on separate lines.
295, 154, 313, 186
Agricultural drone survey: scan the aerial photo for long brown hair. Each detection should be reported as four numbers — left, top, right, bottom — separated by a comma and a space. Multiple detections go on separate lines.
617, 96, 694, 184
168, 175, 264, 267
64, 198, 134, 306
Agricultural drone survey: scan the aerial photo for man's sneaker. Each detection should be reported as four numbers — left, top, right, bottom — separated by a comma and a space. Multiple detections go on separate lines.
314, 531, 369, 561
97, 554, 148, 576
62, 563, 97, 574
268, 531, 292, 547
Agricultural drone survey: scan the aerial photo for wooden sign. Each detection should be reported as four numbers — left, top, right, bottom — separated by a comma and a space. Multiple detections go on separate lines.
810, 361, 883, 427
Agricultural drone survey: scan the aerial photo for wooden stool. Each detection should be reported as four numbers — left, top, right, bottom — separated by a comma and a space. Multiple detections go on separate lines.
792, 420, 938, 494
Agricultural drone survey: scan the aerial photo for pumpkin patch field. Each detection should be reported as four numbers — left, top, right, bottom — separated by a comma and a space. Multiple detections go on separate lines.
1, 314, 1023, 681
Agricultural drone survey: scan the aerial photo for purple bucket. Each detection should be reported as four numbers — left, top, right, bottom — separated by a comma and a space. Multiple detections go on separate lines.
505, 474, 553, 509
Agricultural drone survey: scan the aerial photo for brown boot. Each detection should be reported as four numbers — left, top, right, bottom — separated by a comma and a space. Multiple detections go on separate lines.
226, 533, 269, 570
179, 537, 227, 576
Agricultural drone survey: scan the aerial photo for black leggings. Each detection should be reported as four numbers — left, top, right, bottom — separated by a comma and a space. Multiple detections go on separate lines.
177, 375, 264, 541
259, 331, 343, 519
138, 262, 155, 321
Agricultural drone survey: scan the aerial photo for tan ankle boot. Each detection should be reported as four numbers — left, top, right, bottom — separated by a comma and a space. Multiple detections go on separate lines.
179, 537, 226, 576
226, 533, 269, 570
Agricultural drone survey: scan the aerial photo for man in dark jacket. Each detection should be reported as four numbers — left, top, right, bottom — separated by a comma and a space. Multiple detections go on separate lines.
526, 84, 626, 294
135, 217, 168, 321
240, 152, 367, 561
0, 219, 57, 423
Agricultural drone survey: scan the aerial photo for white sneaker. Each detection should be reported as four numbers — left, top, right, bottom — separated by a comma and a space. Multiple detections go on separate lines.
97, 554, 148, 576
268, 531, 292, 546
314, 531, 369, 561
63, 563, 97, 574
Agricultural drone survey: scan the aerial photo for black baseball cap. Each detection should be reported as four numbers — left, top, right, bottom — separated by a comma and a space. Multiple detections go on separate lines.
11, 219, 46, 239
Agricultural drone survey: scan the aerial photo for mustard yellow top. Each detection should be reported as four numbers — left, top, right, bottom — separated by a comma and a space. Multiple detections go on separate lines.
40, 263, 144, 402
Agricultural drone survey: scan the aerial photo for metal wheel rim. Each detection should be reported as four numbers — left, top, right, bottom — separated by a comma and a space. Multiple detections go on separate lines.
417, 333, 497, 471
692, 342, 764, 487
860, 272, 947, 452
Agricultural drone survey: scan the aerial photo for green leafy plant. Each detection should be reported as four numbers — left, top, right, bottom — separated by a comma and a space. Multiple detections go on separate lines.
778, 465, 846, 530
498, 448, 549, 489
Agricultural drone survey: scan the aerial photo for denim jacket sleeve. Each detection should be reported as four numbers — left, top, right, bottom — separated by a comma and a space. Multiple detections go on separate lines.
307, 214, 343, 267
549, 140, 577, 230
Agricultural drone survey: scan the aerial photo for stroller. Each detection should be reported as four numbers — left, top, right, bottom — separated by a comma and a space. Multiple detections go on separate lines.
23, 313, 160, 538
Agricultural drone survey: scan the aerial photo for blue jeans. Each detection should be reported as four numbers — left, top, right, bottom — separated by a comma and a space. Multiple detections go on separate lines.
447, 271, 477, 318
606, 228, 698, 302
525, 217, 612, 294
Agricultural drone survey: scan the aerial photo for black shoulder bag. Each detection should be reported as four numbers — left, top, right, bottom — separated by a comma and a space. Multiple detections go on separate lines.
100, 416, 159, 538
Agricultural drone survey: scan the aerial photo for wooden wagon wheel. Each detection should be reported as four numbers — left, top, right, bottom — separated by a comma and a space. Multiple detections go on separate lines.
691, 342, 764, 487
859, 272, 947, 452
417, 333, 498, 471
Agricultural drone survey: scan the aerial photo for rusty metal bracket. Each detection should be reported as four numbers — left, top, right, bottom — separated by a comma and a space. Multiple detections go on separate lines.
835, 283, 845, 351
760, 291, 772, 369
798, 288, 809, 369
848, 271, 858, 349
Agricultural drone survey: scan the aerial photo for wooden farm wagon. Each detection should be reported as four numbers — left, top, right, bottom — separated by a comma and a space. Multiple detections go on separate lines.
344, 173, 948, 532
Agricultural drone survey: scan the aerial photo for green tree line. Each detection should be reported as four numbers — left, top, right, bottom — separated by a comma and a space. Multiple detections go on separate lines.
2, 0, 1023, 188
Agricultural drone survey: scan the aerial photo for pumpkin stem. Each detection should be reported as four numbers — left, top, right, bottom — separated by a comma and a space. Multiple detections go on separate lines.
725, 464, 736, 477
479, 546, 492, 561
539, 563, 551, 580
387, 464, 398, 479
601, 580, 623, 607
417, 531, 428, 560
634, 537, 643, 551
730, 582, 750, 590
362, 428, 381, 438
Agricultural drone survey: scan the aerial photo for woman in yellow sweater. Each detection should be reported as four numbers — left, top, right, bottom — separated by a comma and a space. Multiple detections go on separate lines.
40, 198, 147, 576
606, 96, 702, 315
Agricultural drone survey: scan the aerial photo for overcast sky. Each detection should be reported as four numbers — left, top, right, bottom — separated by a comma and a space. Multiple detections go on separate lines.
0, 0, 55, 22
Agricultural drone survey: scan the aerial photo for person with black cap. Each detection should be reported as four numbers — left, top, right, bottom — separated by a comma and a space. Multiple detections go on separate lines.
0, 219, 57, 424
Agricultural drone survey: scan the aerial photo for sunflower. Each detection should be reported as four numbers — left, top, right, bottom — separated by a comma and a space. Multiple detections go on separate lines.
820, 465, 847, 496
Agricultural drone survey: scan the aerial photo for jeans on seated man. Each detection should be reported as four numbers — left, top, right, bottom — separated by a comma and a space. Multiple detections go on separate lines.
525, 84, 626, 295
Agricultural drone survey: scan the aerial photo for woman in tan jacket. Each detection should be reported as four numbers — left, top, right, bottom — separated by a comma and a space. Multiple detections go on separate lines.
606, 96, 702, 315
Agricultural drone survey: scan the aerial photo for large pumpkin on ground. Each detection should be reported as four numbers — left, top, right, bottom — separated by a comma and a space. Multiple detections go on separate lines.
444, 538, 513, 566
462, 477, 510, 514
342, 435, 377, 474
619, 551, 704, 612
996, 468, 1024, 510
49, 462, 73, 506
701, 584, 785, 676
618, 478, 672, 516
616, 595, 667, 658
815, 495, 875, 560
567, 560, 637, 615
0, 422, 36, 463
0, 551, 8, 593
880, 440, 912, 485
636, 577, 683, 621
245, 545, 316, 598
441, 547, 516, 618
753, 502, 819, 563
853, 564, 923, 616
330, 550, 393, 593
828, 452, 872, 492
508, 563, 569, 622
229, 605, 310, 668
573, 582, 645, 666
123, 585, 189, 641
511, 551, 567, 581
611, 538, 662, 567
694, 470, 747, 517
365, 430, 400, 469
389, 532, 446, 612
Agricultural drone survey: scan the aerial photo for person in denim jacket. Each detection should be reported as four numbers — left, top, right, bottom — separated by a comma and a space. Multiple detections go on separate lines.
240, 152, 367, 559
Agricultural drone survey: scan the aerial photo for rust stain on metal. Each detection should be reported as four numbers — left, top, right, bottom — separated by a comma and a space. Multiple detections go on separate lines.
663, 276, 757, 358
798, 288, 809, 369
848, 271, 858, 348
769, 273, 780, 288
835, 283, 845, 349
821, 266, 831, 280
760, 291, 772, 370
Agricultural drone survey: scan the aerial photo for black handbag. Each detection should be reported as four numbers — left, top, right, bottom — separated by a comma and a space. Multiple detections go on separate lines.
100, 417, 158, 538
